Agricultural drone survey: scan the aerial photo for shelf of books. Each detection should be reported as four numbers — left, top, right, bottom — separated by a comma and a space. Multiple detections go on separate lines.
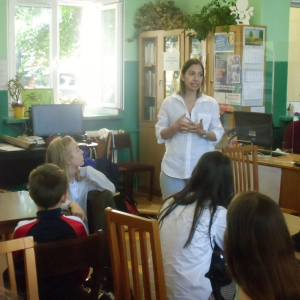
142, 38, 156, 121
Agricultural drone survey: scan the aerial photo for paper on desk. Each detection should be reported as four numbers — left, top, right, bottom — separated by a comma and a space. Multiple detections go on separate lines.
0, 143, 25, 151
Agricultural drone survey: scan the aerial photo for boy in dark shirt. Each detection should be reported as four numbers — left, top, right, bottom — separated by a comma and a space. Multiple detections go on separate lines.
13, 163, 88, 300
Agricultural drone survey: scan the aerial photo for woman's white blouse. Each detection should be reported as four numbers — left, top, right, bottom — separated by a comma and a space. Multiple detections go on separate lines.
155, 93, 224, 179
155, 200, 227, 300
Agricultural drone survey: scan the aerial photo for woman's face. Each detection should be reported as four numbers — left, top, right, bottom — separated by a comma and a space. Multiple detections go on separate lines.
181, 64, 204, 93
67, 140, 84, 168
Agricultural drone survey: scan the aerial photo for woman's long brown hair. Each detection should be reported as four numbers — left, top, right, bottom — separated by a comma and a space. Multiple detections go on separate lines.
224, 192, 300, 300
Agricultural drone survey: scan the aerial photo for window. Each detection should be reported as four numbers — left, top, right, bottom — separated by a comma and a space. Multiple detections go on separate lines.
8, 0, 124, 115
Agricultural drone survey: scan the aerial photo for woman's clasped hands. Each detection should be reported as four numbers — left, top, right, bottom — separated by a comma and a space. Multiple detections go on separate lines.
173, 114, 206, 136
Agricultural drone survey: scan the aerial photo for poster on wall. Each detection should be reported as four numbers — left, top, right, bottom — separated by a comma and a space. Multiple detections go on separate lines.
242, 27, 265, 106
227, 55, 241, 84
215, 33, 235, 52
214, 53, 242, 105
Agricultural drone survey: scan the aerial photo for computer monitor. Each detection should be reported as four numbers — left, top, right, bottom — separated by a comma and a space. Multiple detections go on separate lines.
31, 104, 84, 137
234, 111, 273, 148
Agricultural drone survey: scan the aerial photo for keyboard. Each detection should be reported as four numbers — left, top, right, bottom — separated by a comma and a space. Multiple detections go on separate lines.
257, 149, 286, 157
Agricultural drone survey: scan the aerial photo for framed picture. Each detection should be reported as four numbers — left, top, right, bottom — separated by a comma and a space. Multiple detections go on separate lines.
21, 89, 54, 117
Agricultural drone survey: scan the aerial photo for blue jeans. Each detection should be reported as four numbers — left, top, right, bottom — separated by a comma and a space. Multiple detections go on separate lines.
160, 171, 189, 200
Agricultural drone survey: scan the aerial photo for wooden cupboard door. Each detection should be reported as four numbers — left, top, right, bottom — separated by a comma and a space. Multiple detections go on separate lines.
157, 29, 185, 112
139, 32, 158, 127
139, 126, 165, 194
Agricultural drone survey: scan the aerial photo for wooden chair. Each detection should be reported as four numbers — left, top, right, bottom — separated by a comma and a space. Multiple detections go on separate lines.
110, 133, 155, 200
105, 208, 166, 300
0, 236, 39, 300
223, 145, 299, 215
34, 231, 106, 300
222, 145, 259, 193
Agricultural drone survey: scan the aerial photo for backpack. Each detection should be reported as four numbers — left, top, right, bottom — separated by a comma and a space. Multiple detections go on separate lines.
113, 191, 139, 216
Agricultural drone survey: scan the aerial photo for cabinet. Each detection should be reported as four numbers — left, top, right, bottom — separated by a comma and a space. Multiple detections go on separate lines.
139, 29, 203, 195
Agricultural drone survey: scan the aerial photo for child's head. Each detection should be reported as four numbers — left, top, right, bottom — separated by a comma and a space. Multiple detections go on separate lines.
178, 58, 204, 97
29, 163, 68, 209
46, 136, 84, 179
189, 151, 234, 208
225, 191, 300, 300
160, 151, 234, 248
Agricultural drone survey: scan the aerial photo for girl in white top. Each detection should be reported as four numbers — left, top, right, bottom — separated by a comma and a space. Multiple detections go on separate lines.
156, 151, 234, 300
46, 136, 115, 228
155, 59, 224, 200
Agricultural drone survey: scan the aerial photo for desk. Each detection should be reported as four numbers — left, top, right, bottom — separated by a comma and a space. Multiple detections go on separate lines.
0, 191, 37, 235
257, 153, 300, 213
0, 191, 70, 235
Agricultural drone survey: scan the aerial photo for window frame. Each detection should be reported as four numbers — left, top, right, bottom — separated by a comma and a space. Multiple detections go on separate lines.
7, 0, 124, 114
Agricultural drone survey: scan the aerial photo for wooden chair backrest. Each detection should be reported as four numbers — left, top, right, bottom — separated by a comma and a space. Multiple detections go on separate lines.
0, 237, 39, 300
34, 231, 105, 300
105, 208, 166, 300
222, 145, 259, 193
112, 134, 134, 162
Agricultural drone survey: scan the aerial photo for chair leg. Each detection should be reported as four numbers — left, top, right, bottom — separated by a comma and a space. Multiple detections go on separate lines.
149, 169, 154, 201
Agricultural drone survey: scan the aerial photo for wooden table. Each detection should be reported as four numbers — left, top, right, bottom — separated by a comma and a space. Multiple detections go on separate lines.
256, 153, 300, 213
0, 191, 38, 235
0, 191, 70, 236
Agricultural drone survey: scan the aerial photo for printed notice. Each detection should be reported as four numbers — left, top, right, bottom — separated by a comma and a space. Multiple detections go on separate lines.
226, 93, 241, 105
163, 52, 180, 71
0, 59, 7, 90
214, 92, 226, 103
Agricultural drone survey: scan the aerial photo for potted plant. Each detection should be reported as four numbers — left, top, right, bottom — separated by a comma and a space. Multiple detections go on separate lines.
60, 96, 87, 113
185, 0, 237, 42
7, 76, 25, 119
127, 0, 185, 42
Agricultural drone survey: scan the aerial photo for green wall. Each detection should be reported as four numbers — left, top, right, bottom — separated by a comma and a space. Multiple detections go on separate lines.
0, 0, 292, 151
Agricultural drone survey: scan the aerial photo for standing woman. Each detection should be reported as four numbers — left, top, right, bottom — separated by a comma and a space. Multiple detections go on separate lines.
46, 136, 116, 230
156, 59, 224, 200
224, 192, 300, 300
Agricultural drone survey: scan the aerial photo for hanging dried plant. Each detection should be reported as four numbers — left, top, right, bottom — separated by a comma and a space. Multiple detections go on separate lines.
127, 0, 185, 42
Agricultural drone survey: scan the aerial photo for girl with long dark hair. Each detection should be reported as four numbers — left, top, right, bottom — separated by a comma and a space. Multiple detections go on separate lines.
156, 151, 234, 300
224, 191, 300, 300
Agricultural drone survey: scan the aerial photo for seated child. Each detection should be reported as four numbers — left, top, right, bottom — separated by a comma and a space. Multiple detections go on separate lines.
46, 136, 116, 231
13, 163, 88, 300
224, 191, 300, 300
